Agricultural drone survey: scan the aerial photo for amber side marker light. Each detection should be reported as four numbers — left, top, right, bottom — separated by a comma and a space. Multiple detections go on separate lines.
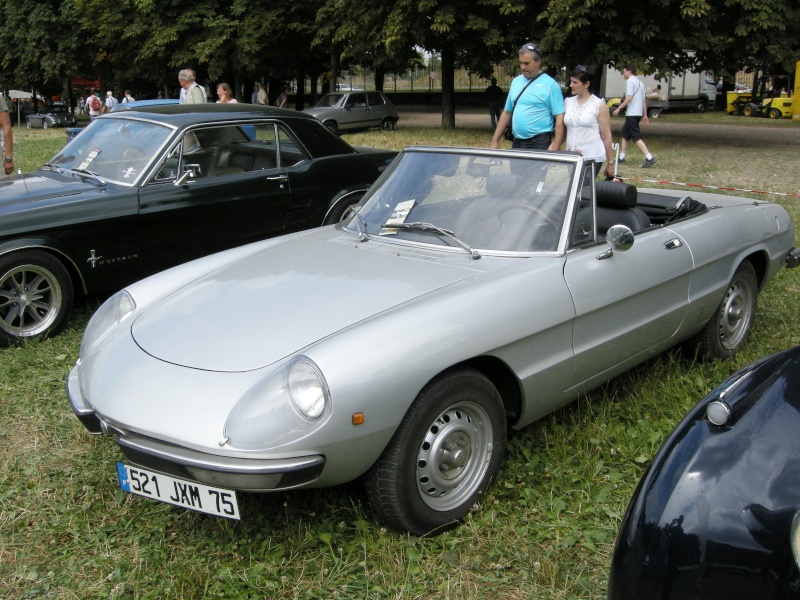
352, 413, 364, 426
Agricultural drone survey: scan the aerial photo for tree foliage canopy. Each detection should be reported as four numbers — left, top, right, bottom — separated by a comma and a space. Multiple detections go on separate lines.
1, 0, 797, 123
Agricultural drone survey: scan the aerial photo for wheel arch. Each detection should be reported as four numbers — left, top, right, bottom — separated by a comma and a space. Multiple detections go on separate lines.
322, 189, 368, 225
741, 250, 767, 290
460, 356, 523, 424
0, 239, 88, 295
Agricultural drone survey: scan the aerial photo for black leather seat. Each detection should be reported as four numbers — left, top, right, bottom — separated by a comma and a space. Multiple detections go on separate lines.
595, 181, 651, 235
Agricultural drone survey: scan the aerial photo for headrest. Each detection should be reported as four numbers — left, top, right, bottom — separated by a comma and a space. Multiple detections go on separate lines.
595, 181, 638, 209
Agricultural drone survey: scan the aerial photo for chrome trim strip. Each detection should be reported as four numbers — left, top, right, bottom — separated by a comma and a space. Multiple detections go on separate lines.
116, 433, 325, 476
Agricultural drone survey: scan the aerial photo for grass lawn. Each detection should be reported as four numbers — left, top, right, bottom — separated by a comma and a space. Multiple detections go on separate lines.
1, 111, 799, 599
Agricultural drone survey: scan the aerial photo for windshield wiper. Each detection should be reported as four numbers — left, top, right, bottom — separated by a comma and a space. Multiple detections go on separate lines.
382, 221, 481, 260
69, 168, 107, 186
41, 162, 63, 173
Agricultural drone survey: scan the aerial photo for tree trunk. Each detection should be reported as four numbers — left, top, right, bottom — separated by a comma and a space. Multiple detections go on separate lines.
331, 48, 339, 93
441, 44, 456, 129
375, 67, 385, 92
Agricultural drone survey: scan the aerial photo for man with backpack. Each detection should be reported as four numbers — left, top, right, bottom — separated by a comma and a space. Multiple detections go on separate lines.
85, 90, 103, 121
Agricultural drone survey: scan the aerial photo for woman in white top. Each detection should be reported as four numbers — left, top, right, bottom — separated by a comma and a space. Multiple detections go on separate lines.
562, 65, 615, 179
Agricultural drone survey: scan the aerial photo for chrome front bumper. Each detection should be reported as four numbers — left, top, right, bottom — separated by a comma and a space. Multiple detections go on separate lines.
66, 365, 325, 491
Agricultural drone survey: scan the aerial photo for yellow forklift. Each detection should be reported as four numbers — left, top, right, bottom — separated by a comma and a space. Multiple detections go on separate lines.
727, 65, 796, 119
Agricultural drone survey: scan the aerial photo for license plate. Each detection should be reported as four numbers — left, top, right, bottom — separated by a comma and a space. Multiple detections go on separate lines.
116, 462, 240, 520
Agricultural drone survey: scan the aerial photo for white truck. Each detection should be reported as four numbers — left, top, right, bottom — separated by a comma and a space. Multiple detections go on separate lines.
601, 65, 717, 115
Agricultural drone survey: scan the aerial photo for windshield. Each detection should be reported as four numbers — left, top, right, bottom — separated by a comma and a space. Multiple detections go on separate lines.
314, 94, 345, 108
341, 150, 576, 253
49, 118, 173, 185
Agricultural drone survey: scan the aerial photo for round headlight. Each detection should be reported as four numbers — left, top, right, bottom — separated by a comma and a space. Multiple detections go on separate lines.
288, 358, 328, 420
80, 290, 136, 357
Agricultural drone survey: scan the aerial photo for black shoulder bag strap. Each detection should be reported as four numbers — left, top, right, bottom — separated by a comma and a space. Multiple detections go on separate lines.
510, 72, 543, 116
506, 72, 543, 140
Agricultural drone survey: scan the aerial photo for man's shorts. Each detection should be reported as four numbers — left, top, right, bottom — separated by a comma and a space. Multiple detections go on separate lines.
621, 116, 643, 142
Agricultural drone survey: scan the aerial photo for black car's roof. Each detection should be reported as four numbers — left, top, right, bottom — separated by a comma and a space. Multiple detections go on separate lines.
105, 103, 320, 127
100, 103, 360, 158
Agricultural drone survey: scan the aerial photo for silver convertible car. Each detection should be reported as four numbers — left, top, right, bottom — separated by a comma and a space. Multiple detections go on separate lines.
67, 147, 800, 536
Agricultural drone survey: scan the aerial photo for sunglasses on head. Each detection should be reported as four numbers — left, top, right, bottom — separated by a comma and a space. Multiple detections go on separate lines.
576, 64, 588, 73
522, 44, 542, 59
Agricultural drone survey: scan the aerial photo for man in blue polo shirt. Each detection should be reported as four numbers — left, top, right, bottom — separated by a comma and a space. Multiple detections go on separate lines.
491, 42, 564, 151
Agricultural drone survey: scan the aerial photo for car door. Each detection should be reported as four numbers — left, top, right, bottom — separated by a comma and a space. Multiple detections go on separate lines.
367, 92, 389, 125
563, 169, 693, 390
137, 121, 306, 275
341, 93, 372, 129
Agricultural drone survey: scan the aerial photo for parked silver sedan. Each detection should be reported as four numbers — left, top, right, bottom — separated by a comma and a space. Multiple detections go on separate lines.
67, 146, 799, 536
304, 91, 398, 134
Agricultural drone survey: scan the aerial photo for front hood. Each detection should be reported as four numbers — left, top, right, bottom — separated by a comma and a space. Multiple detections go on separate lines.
131, 231, 486, 372
0, 171, 83, 208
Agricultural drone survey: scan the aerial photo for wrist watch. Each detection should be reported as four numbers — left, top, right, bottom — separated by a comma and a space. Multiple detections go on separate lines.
4, 156, 12, 163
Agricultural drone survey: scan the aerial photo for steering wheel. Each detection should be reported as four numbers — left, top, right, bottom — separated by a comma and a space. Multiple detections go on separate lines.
122, 146, 145, 160
498, 203, 560, 234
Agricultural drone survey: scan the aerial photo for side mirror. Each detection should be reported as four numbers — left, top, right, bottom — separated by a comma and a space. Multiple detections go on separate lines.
597, 224, 634, 260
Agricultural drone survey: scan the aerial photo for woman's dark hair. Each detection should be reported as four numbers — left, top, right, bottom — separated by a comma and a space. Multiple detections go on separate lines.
570, 65, 594, 90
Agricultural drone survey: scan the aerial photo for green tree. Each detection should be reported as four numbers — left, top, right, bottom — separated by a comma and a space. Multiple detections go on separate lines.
383, 0, 532, 128
0, 0, 84, 100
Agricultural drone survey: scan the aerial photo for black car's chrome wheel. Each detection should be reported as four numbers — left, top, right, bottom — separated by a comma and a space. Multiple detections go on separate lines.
0, 251, 74, 346
367, 367, 506, 536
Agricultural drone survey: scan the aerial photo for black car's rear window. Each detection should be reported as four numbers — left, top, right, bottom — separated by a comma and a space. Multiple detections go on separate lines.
287, 119, 356, 157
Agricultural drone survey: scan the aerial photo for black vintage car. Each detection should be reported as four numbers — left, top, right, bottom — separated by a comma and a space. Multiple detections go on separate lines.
609, 345, 800, 599
0, 104, 397, 346
25, 103, 78, 129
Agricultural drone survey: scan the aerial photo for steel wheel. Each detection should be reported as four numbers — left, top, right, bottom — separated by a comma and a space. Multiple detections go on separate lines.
381, 117, 395, 131
0, 251, 74, 346
324, 121, 338, 135
366, 367, 506, 536
42, 121, 50, 129
25, 119, 33, 129
696, 261, 757, 359
769, 108, 782, 119
414, 400, 495, 512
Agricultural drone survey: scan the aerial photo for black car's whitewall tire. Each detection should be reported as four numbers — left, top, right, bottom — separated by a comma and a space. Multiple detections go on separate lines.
367, 367, 506, 536
0, 251, 74, 346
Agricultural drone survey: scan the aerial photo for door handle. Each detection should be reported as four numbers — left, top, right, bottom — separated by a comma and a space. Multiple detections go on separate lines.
664, 238, 683, 250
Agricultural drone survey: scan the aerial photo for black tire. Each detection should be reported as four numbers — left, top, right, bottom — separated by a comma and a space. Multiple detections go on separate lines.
42, 120, 50, 130
648, 108, 662, 119
324, 121, 338, 135
695, 261, 757, 359
366, 367, 506, 536
743, 103, 759, 117
0, 250, 74, 347
25, 119, 33, 129
323, 195, 362, 225
694, 99, 707, 113
769, 108, 782, 120
380, 117, 395, 131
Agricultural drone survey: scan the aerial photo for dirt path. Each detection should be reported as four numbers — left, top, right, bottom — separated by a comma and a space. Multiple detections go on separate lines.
398, 110, 800, 148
